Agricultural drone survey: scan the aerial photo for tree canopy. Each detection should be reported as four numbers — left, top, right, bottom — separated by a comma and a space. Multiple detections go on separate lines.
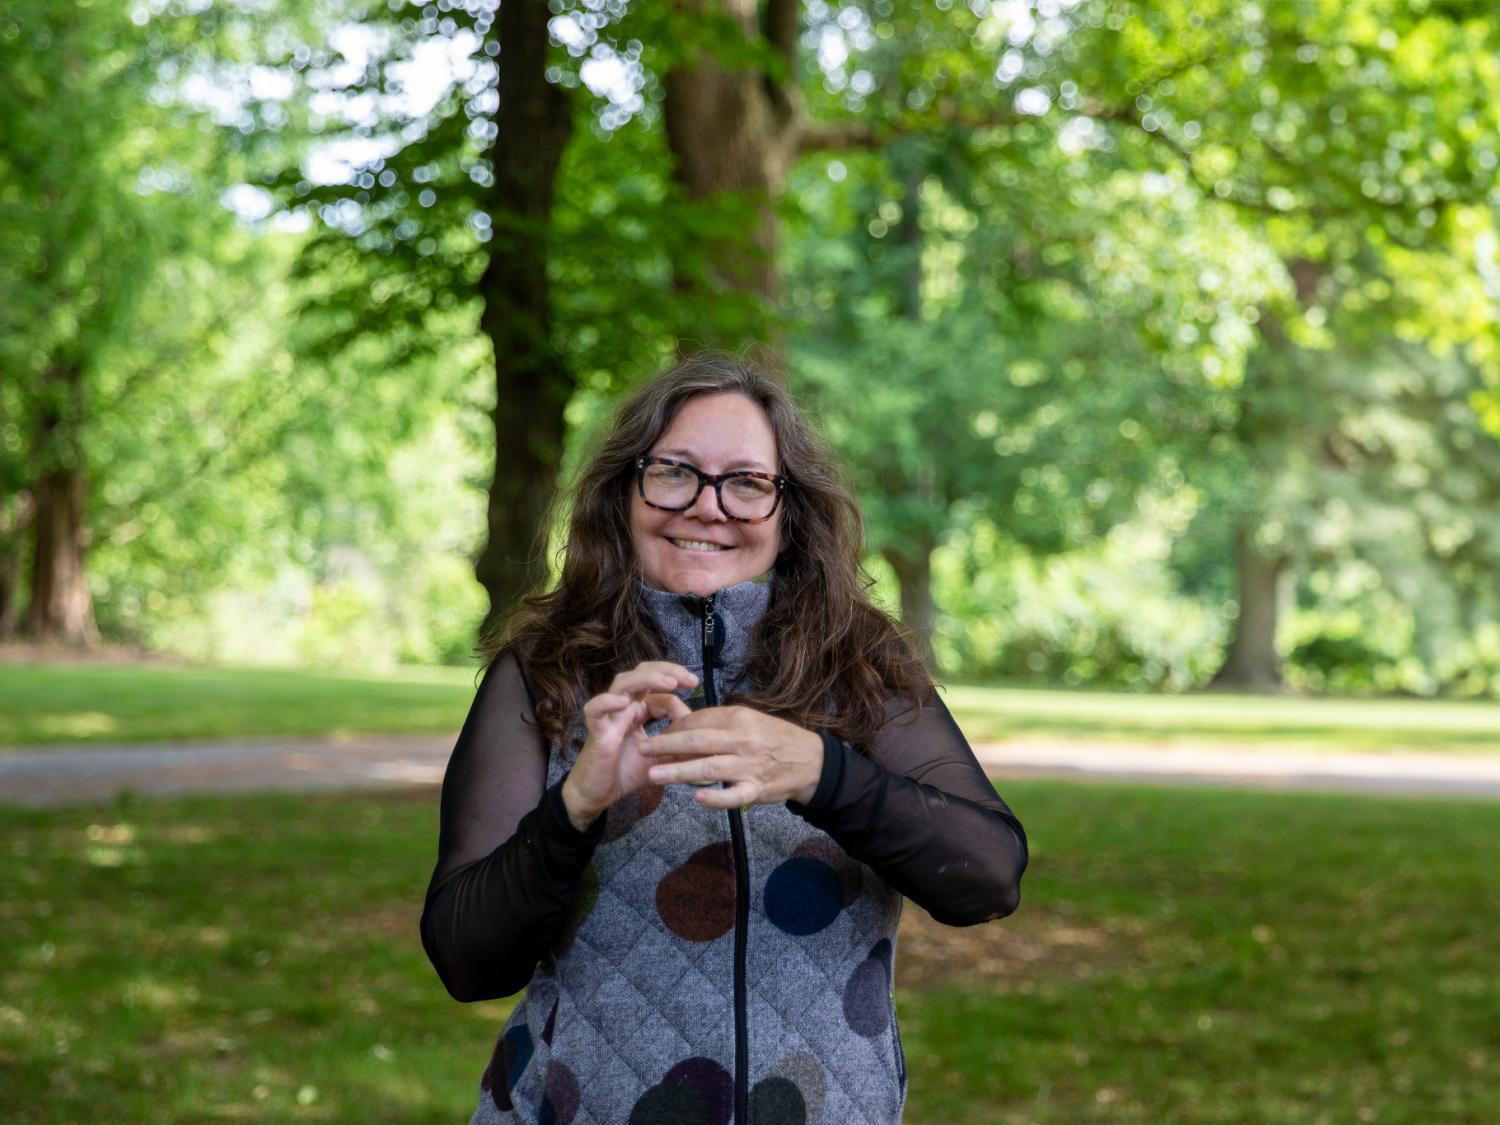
5, 0, 1500, 697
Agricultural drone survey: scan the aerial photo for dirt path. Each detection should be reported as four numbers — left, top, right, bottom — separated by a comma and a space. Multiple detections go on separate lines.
0, 735, 451, 806
5, 734, 1500, 807
974, 738, 1500, 798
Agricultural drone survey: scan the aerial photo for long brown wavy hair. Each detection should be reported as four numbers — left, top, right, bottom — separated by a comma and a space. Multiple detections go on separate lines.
484, 351, 932, 747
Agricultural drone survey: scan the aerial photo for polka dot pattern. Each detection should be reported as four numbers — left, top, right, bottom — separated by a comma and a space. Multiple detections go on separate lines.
764, 856, 843, 936
749, 1075, 806, 1124
793, 835, 863, 906
655, 842, 736, 942
490, 580, 912, 1125
540, 1061, 580, 1125
768, 1051, 827, 1120
603, 783, 665, 843
628, 1057, 733, 1125
486, 1025, 533, 1112
843, 939, 893, 1038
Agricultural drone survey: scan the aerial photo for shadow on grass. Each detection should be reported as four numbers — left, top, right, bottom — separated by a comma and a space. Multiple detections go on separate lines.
2, 782, 1497, 1122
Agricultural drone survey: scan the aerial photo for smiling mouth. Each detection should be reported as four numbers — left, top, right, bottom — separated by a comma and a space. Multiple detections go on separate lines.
668, 538, 731, 552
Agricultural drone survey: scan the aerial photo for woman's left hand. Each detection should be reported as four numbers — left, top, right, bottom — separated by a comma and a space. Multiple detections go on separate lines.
640, 707, 824, 809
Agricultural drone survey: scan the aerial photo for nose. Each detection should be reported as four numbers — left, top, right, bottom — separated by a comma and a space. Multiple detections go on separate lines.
686, 481, 728, 521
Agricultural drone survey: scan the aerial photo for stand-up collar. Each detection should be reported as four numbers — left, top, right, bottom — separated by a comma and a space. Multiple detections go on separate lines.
638, 573, 773, 677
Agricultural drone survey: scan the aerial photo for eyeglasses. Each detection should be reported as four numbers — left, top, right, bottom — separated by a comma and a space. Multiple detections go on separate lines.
635, 456, 787, 523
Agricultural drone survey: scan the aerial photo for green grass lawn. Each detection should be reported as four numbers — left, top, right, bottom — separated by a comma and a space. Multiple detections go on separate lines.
0, 662, 476, 747
2, 781, 1496, 1122
4, 659, 1500, 754
944, 683, 1500, 754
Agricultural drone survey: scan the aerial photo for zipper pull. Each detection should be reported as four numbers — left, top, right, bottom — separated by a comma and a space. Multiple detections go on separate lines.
702, 594, 716, 652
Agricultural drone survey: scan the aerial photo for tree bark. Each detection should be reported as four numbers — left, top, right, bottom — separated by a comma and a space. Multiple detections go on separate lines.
662, 0, 800, 357
885, 535, 938, 671
1209, 522, 1287, 690
1208, 268, 1319, 691
473, 0, 576, 636
23, 363, 98, 646
885, 154, 939, 668
0, 490, 30, 639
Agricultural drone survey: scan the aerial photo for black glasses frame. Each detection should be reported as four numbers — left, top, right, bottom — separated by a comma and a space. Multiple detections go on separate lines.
634, 456, 787, 524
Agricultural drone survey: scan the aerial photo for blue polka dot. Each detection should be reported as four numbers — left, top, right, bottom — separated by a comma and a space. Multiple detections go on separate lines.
843, 940, 892, 1037
504, 1026, 533, 1088
765, 857, 843, 936
489, 1024, 534, 1111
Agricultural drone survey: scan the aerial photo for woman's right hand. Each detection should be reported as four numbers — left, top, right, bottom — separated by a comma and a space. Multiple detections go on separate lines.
560, 661, 697, 830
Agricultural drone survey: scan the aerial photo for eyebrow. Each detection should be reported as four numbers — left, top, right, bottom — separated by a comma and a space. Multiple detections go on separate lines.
653, 448, 775, 472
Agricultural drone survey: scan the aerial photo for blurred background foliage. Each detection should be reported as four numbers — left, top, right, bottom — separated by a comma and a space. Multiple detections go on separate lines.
4, 0, 1500, 696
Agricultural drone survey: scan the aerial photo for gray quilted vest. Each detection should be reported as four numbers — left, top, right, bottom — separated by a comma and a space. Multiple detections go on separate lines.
471, 575, 906, 1124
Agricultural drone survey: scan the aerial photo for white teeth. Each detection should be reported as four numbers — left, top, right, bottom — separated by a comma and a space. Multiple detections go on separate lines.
670, 539, 729, 552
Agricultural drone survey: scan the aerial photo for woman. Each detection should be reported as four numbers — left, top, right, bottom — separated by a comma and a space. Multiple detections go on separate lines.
422, 353, 1027, 1124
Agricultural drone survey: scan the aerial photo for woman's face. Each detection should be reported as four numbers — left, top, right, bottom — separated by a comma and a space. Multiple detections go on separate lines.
630, 392, 782, 596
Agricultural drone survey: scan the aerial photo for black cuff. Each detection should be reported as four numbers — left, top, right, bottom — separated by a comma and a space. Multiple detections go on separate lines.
540, 777, 608, 843
788, 731, 847, 817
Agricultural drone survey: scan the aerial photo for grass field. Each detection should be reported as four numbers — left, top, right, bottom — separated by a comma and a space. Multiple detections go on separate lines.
944, 683, 1500, 754
5, 660, 1500, 754
0, 662, 475, 747
2, 780, 1496, 1122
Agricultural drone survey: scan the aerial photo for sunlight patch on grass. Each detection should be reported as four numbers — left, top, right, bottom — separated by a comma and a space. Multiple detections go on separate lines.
124, 976, 192, 1011
37, 711, 120, 738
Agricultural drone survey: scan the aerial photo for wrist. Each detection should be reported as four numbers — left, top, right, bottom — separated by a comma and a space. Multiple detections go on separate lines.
560, 773, 601, 832
789, 728, 825, 806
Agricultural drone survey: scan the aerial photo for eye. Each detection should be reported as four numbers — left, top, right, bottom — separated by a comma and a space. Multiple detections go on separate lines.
727, 475, 774, 498
649, 465, 691, 483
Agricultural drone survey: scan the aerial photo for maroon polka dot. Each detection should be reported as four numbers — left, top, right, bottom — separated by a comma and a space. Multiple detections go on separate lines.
488, 1026, 533, 1111
604, 784, 667, 842
656, 842, 736, 942
542, 1061, 581, 1125
662, 1057, 733, 1125
638, 782, 665, 818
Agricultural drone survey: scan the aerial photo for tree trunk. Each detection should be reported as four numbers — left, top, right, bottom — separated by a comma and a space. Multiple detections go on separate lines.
885, 536, 937, 671
22, 361, 98, 647
0, 489, 33, 639
473, 0, 576, 636
884, 153, 938, 669
1208, 273, 1317, 692
1209, 523, 1287, 690
662, 0, 798, 356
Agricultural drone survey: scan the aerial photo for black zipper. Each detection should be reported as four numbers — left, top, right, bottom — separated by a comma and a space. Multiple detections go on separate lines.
700, 595, 750, 1123
727, 808, 749, 1122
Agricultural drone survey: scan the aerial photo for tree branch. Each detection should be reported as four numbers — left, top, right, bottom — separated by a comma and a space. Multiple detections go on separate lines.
796, 102, 1023, 157
1080, 96, 1330, 219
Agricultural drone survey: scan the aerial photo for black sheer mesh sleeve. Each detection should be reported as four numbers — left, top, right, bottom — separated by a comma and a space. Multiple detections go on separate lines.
790, 692, 1028, 926
419, 651, 604, 1002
